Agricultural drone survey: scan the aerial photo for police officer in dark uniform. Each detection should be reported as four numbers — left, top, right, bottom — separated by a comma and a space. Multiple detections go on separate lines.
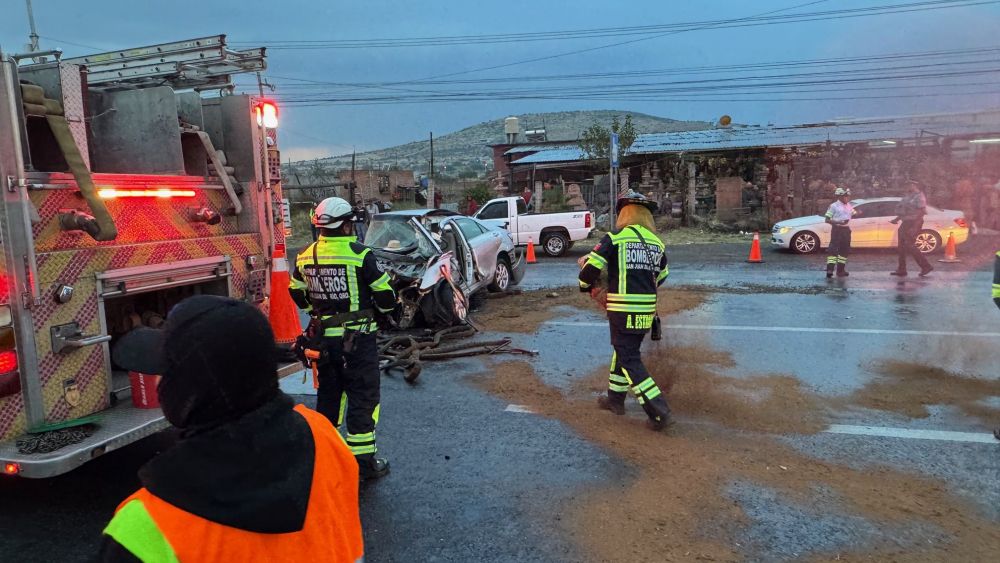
290, 197, 397, 480
579, 191, 672, 430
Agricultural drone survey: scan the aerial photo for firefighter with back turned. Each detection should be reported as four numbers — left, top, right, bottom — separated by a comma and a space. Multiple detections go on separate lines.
579, 191, 673, 430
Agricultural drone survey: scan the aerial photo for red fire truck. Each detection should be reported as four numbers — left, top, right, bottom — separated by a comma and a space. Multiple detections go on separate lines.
0, 36, 299, 477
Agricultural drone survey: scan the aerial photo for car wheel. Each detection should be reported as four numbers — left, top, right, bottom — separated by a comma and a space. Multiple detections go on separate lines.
914, 230, 941, 254
488, 256, 512, 292
542, 232, 569, 257
790, 231, 819, 254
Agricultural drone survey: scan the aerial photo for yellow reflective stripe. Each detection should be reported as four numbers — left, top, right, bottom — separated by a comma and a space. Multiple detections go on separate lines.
289, 276, 307, 290
610, 351, 617, 373
346, 432, 375, 442
348, 444, 377, 455
618, 241, 627, 293
620, 367, 635, 386
607, 304, 657, 313
645, 386, 662, 400
337, 392, 347, 427
609, 374, 629, 384
297, 255, 364, 267
372, 403, 381, 424
104, 500, 179, 563
348, 266, 360, 312
370, 272, 392, 291
586, 252, 608, 268
609, 383, 630, 393
579, 280, 592, 289
992, 283, 1000, 298
656, 267, 669, 282
633, 379, 657, 394
607, 293, 656, 302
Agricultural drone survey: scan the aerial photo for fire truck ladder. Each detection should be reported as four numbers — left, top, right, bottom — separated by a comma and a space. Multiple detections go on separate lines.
60, 35, 265, 90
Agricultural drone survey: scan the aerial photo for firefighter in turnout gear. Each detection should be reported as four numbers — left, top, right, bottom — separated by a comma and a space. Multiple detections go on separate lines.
290, 197, 397, 480
824, 186, 858, 278
579, 192, 673, 430
993, 250, 1000, 310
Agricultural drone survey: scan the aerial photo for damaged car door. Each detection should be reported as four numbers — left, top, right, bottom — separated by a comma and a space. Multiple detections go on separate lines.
448, 217, 501, 290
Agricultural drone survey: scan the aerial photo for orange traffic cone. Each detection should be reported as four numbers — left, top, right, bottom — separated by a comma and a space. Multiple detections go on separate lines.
937, 232, 961, 263
746, 231, 764, 263
526, 237, 537, 264
268, 244, 304, 345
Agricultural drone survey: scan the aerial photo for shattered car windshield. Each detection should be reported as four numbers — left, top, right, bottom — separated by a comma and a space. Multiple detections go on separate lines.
367, 217, 438, 257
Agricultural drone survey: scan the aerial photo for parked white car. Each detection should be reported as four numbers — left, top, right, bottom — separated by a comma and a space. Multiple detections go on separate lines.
771, 197, 969, 254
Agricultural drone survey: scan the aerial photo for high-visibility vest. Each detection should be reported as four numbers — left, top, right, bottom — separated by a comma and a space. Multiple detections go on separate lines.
104, 405, 363, 562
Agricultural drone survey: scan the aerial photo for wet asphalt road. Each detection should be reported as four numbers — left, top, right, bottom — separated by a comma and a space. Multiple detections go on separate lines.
1, 238, 998, 562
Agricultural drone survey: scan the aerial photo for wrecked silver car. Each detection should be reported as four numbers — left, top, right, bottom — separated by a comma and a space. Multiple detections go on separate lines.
366, 209, 525, 328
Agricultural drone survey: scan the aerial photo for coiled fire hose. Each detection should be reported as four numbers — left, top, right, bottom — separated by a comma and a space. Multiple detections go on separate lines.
378, 325, 537, 383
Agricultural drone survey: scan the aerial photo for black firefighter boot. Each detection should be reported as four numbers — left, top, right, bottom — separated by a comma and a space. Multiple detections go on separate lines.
643, 395, 675, 431
826, 262, 835, 279
597, 393, 626, 415
836, 262, 849, 277
357, 454, 390, 481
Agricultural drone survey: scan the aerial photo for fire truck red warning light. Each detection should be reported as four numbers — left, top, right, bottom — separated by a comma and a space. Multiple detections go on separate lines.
97, 188, 197, 199
255, 100, 279, 129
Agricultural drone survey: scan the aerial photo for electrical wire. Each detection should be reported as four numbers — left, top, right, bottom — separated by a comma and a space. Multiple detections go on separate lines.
231, 0, 996, 50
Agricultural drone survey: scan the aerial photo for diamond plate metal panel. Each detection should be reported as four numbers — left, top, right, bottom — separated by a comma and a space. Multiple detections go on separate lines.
17, 234, 263, 438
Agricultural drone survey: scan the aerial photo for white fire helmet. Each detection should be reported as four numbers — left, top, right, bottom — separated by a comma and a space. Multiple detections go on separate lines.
312, 197, 355, 229
834, 187, 851, 197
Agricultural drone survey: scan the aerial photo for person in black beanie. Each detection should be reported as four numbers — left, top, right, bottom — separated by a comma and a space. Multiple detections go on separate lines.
97, 295, 364, 562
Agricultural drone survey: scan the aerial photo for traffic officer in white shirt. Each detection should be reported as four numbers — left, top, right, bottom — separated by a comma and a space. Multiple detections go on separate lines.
824, 186, 860, 278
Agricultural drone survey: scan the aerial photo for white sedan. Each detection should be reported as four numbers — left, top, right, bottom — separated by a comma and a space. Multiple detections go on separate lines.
771, 197, 969, 254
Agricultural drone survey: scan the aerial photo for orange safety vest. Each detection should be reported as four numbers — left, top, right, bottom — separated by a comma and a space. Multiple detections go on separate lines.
113, 405, 363, 562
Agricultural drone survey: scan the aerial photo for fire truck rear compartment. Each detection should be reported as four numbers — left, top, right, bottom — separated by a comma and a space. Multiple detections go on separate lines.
103, 277, 229, 403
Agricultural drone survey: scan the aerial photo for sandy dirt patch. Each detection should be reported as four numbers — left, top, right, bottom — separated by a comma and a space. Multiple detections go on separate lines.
477, 357, 1000, 562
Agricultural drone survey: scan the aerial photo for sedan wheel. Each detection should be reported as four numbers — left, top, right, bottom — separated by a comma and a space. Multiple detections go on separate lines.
914, 230, 941, 254
790, 231, 818, 254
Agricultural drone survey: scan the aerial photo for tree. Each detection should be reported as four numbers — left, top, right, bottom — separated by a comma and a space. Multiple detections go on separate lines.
578, 115, 637, 161
463, 182, 492, 204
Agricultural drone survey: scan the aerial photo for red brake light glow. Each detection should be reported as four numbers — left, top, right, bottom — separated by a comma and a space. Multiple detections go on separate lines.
3, 462, 19, 475
0, 350, 17, 375
255, 100, 279, 128
954, 218, 968, 228
585, 213, 592, 228
98, 188, 196, 199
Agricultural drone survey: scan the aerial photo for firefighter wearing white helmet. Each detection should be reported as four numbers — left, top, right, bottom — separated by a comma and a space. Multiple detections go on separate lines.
823, 186, 859, 278
289, 196, 397, 480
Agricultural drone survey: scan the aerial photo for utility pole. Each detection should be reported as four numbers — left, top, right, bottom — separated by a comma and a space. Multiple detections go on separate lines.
609, 132, 620, 220
428, 132, 435, 209
350, 149, 357, 204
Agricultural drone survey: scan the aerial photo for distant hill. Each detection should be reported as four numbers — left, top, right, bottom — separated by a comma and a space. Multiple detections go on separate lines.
284, 110, 711, 182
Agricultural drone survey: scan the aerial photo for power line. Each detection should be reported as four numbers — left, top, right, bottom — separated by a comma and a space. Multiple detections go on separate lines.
232, 0, 996, 50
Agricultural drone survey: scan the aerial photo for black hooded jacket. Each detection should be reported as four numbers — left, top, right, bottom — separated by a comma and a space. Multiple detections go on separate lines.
97, 393, 315, 562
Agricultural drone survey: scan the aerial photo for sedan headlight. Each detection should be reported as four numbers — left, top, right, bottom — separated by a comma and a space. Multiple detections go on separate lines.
777, 226, 791, 235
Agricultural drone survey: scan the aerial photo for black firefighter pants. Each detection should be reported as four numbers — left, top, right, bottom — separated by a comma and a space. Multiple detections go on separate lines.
897, 219, 932, 273
315, 332, 381, 462
826, 225, 851, 274
606, 328, 671, 423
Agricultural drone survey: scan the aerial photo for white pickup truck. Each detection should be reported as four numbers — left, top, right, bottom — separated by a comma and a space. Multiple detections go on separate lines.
474, 196, 594, 257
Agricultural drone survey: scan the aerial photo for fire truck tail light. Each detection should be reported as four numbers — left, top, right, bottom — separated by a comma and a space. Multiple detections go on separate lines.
255, 100, 279, 128
3, 462, 19, 475
0, 351, 17, 375
98, 188, 197, 199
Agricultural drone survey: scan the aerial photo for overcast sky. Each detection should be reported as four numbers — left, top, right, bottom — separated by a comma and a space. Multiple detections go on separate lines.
2, 0, 998, 160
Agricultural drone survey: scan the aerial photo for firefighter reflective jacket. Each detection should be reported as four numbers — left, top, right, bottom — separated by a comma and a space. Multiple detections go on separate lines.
290, 234, 396, 337
579, 225, 668, 331
101, 402, 364, 563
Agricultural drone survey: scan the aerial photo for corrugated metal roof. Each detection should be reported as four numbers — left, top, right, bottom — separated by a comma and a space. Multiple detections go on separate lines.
510, 147, 589, 164
504, 143, 579, 155
629, 112, 1000, 154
